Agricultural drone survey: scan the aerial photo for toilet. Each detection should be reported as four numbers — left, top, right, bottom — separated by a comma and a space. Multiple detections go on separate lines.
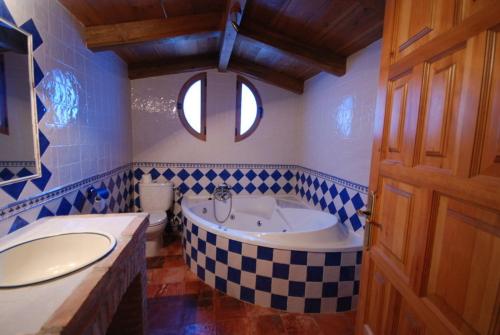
139, 180, 174, 257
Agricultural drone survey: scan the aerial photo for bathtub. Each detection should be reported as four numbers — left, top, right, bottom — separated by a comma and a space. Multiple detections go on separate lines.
181, 195, 363, 313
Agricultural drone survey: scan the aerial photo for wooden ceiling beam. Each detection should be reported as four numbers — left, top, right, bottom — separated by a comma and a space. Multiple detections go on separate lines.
238, 22, 347, 76
85, 12, 221, 51
218, 0, 247, 72
228, 58, 304, 94
128, 54, 218, 79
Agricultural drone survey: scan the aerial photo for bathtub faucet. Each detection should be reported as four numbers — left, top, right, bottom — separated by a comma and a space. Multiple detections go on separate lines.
213, 183, 232, 201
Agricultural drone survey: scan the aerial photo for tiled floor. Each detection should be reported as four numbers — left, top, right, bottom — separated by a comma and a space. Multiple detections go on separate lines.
146, 235, 356, 335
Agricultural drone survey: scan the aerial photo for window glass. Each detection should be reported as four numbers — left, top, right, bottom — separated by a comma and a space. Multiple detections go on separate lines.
183, 80, 201, 133
177, 73, 206, 141
236, 76, 262, 142
240, 83, 257, 135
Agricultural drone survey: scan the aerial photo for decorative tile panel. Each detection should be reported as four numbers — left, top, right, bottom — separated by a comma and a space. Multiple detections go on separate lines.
183, 217, 362, 313
294, 166, 368, 232
133, 163, 368, 232
0, 165, 133, 236
132, 163, 296, 224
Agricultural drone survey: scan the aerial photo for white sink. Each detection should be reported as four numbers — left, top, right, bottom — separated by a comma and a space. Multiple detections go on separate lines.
0, 232, 116, 288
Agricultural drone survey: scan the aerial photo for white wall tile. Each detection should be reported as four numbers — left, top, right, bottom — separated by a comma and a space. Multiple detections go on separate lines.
0, 0, 132, 208
298, 40, 382, 186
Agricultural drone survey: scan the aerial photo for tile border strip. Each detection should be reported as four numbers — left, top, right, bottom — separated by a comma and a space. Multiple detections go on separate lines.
0, 163, 132, 220
133, 162, 297, 170
132, 162, 369, 194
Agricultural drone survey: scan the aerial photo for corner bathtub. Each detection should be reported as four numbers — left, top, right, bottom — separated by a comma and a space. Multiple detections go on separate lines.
181, 195, 363, 313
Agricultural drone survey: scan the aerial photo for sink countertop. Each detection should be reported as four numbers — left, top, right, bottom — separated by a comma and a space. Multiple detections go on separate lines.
0, 213, 149, 335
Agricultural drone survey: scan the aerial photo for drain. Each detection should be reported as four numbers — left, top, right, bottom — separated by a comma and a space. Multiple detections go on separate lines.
257, 220, 262, 227
230, 214, 235, 220
202, 208, 207, 214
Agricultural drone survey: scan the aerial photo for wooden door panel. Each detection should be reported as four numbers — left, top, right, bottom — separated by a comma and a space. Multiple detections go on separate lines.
374, 177, 430, 292
473, 29, 500, 180
460, 0, 498, 20
382, 68, 422, 166
376, 179, 414, 266
363, 259, 399, 335
393, 300, 428, 335
424, 195, 500, 335
383, 72, 410, 163
357, 2, 500, 335
417, 45, 466, 174
391, 0, 457, 62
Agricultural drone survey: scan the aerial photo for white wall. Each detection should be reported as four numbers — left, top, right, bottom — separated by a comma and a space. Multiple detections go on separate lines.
298, 40, 381, 186
131, 70, 301, 164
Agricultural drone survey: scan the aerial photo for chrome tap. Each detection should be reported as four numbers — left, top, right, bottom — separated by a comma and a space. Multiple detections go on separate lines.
213, 183, 232, 201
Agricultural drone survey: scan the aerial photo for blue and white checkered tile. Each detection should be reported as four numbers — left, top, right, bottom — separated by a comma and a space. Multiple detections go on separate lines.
294, 168, 368, 232
132, 163, 296, 222
182, 218, 361, 313
0, 167, 133, 237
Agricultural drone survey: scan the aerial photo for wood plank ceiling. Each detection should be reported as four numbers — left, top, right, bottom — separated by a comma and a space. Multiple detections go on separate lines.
60, 0, 385, 94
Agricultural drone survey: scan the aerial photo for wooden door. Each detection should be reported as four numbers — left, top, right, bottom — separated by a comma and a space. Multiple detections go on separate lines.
356, 1, 500, 334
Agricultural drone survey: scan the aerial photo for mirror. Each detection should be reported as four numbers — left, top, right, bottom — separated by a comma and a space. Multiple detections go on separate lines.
0, 18, 40, 186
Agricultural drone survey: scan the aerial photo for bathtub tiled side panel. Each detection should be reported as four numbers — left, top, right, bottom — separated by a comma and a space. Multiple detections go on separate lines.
182, 217, 362, 313
132, 163, 296, 223
295, 167, 368, 232
0, 166, 134, 236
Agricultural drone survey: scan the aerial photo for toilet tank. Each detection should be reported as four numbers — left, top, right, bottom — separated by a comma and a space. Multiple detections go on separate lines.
139, 182, 174, 212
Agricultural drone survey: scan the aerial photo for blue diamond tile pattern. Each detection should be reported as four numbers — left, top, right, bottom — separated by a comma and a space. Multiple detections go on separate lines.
131, 164, 368, 232
1, 166, 134, 235
20, 19, 43, 50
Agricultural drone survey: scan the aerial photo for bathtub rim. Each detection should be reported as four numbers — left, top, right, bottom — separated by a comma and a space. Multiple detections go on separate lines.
181, 195, 363, 253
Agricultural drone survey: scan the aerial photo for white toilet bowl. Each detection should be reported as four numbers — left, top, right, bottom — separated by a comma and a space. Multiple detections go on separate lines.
145, 211, 168, 257
139, 179, 174, 257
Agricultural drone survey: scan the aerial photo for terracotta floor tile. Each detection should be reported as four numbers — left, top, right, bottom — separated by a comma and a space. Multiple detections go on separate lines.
281, 314, 323, 335
155, 282, 185, 297
184, 268, 199, 282
147, 256, 166, 269
165, 241, 183, 256
163, 255, 185, 268
151, 266, 186, 284
244, 303, 281, 318
184, 280, 204, 295
216, 318, 252, 335
253, 314, 287, 335
313, 312, 355, 335
147, 245, 356, 335
214, 295, 248, 321
147, 284, 161, 298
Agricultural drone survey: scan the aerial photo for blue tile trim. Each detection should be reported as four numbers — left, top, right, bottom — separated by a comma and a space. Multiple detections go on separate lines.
133, 162, 297, 170
0, 164, 132, 221
132, 162, 369, 232
296, 166, 368, 194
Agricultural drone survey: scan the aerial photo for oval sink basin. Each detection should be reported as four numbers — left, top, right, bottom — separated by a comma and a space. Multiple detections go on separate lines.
0, 232, 116, 288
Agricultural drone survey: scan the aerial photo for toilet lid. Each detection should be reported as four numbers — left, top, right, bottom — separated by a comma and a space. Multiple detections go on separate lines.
148, 212, 167, 226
